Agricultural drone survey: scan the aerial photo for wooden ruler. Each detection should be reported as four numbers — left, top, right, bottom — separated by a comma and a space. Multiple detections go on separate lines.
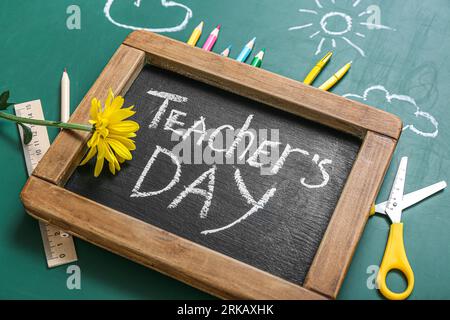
15, 100, 78, 268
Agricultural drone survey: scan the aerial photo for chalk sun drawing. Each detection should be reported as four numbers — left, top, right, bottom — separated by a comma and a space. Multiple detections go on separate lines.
104, 0, 193, 33
343, 85, 439, 138
288, 0, 395, 57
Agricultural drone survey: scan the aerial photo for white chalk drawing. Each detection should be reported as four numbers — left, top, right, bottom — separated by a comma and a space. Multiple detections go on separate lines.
271, 144, 309, 175
181, 116, 207, 146
130, 88, 340, 235
247, 140, 281, 169
201, 168, 277, 235
104, 0, 193, 33
344, 85, 439, 138
289, 0, 395, 57
148, 90, 188, 129
225, 115, 255, 159
164, 109, 187, 136
168, 165, 216, 219
131, 146, 182, 197
208, 125, 235, 153
300, 154, 332, 189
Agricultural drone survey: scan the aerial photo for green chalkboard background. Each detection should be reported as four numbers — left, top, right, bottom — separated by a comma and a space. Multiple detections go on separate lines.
1, 0, 449, 299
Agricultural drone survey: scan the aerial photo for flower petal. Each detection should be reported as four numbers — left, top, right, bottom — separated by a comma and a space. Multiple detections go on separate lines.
108, 134, 136, 150
90, 98, 101, 121
114, 157, 121, 171
123, 132, 137, 138
108, 120, 140, 134
94, 141, 107, 177
87, 131, 100, 148
105, 89, 114, 110
94, 156, 104, 177
116, 155, 125, 164
108, 160, 116, 175
103, 143, 114, 161
108, 108, 136, 124
79, 146, 97, 166
107, 139, 132, 160
110, 95, 124, 111
108, 146, 121, 174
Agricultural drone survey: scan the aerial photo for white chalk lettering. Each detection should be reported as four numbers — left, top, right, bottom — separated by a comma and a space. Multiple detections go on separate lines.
182, 116, 207, 145
300, 154, 332, 189
168, 165, 216, 219
225, 115, 254, 158
271, 144, 310, 174
164, 109, 187, 136
208, 124, 234, 152
148, 90, 188, 129
131, 146, 181, 197
201, 168, 276, 235
247, 140, 281, 169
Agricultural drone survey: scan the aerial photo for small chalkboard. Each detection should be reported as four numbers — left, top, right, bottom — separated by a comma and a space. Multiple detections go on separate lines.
66, 64, 360, 285
21, 31, 402, 299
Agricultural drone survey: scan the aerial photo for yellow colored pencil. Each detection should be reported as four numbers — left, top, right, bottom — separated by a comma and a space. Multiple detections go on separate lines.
319, 61, 352, 91
303, 52, 333, 85
187, 21, 204, 46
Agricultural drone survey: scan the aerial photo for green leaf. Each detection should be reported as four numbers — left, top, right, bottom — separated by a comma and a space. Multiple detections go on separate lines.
18, 123, 33, 145
0, 91, 14, 110
0, 91, 9, 109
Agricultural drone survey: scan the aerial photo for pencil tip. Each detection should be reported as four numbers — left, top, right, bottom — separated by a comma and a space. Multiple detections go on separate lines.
64, 67, 67, 73
217, 24, 221, 29
348, 61, 353, 65
261, 48, 266, 53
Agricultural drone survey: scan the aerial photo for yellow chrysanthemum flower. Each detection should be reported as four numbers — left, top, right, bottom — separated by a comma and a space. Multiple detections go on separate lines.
80, 89, 139, 177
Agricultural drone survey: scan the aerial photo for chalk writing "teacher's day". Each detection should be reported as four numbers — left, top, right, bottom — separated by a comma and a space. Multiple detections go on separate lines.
129, 90, 333, 235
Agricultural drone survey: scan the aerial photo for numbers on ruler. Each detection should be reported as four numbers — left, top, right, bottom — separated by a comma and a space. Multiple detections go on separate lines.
18, 108, 45, 165
47, 228, 72, 260
17, 101, 78, 267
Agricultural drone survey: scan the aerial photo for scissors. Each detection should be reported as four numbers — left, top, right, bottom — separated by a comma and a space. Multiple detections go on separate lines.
369, 156, 447, 300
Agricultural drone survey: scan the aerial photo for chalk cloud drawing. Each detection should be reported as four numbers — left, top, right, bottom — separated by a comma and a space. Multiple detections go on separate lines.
343, 85, 439, 138
104, 0, 192, 32
288, 0, 395, 57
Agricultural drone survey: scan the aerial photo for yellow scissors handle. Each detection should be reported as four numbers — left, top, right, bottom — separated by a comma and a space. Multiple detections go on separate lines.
377, 223, 415, 300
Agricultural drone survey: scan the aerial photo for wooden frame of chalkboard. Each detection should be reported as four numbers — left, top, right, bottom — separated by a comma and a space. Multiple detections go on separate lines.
21, 31, 402, 300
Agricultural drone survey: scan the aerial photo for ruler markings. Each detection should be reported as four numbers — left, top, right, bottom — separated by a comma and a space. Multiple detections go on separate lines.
14, 100, 78, 268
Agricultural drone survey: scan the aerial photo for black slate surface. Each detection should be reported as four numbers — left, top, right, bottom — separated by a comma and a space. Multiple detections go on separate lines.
65, 65, 361, 285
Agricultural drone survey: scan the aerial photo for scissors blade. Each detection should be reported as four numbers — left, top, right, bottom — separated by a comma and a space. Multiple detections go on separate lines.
385, 157, 408, 223
375, 181, 447, 214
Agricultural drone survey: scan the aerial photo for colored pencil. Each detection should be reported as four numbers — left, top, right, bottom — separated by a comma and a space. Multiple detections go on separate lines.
220, 45, 232, 57
187, 21, 204, 46
202, 24, 221, 51
250, 48, 265, 68
304, 52, 333, 85
236, 37, 256, 62
319, 61, 352, 91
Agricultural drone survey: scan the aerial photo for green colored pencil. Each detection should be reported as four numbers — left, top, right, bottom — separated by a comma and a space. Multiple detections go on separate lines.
250, 48, 265, 68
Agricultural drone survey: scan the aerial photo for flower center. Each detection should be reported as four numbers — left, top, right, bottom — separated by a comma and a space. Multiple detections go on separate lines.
97, 118, 110, 138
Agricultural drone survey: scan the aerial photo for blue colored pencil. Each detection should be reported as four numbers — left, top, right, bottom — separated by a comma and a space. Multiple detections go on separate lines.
236, 37, 256, 62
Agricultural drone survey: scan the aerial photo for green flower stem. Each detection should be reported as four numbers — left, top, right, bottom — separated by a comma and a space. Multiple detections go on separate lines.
0, 111, 93, 132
